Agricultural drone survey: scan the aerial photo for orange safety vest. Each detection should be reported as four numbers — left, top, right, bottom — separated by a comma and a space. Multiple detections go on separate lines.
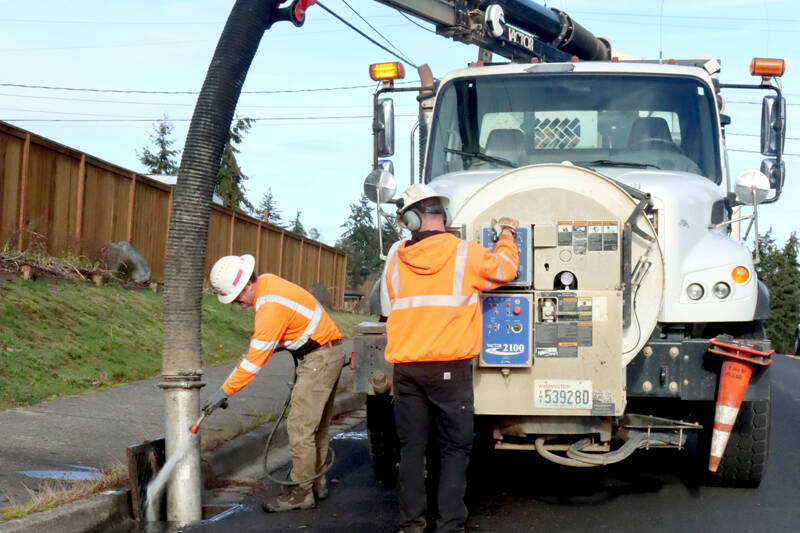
384, 232, 519, 364
222, 274, 341, 396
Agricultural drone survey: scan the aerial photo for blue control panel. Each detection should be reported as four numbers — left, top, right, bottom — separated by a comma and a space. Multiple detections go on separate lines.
480, 294, 532, 367
481, 225, 530, 287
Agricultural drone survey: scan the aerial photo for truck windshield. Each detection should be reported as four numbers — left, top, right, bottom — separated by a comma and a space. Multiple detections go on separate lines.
426, 73, 721, 183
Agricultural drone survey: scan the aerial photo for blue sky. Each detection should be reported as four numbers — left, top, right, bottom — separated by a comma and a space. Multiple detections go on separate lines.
1, 0, 797, 248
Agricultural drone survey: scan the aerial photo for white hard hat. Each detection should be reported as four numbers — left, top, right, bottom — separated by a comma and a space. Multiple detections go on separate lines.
209, 254, 255, 304
397, 184, 449, 215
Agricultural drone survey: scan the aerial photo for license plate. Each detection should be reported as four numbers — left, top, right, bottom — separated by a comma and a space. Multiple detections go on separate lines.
534, 379, 592, 409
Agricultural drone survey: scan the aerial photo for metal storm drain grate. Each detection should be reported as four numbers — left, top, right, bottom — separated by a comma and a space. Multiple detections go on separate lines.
126, 437, 166, 521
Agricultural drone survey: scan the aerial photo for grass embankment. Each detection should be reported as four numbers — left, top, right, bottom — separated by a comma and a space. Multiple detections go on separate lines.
0, 464, 128, 521
0, 279, 372, 410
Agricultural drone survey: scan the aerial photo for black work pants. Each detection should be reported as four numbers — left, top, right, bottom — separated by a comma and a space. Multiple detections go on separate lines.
394, 359, 474, 533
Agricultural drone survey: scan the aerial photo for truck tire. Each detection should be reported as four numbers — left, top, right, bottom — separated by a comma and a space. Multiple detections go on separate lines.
700, 320, 771, 487
705, 396, 771, 487
366, 394, 399, 488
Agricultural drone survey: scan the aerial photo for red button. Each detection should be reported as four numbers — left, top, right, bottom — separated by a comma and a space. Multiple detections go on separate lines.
513, 306, 521, 315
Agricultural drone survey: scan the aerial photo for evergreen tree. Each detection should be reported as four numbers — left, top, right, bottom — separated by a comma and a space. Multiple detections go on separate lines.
138, 115, 180, 175
308, 228, 321, 241
756, 231, 800, 353
256, 187, 283, 226
337, 195, 398, 288
216, 117, 255, 213
289, 211, 307, 237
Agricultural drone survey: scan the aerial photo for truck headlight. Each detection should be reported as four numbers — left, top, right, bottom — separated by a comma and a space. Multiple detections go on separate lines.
559, 271, 575, 287
687, 283, 704, 300
712, 282, 731, 299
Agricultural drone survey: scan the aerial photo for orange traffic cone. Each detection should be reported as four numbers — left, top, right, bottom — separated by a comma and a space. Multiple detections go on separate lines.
707, 335, 772, 472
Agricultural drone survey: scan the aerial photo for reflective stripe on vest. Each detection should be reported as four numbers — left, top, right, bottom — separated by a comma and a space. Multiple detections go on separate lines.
284, 304, 322, 350
255, 294, 314, 318
239, 358, 262, 375
253, 294, 322, 351
498, 251, 516, 270
391, 292, 479, 310
390, 240, 473, 310
390, 253, 401, 298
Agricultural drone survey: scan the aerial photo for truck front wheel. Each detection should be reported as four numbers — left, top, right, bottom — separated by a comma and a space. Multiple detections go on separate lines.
704, 395, 771, 487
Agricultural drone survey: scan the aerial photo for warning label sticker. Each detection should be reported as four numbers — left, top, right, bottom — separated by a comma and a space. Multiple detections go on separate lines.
558, 321, 577, 342
534, 320, 580, 358
588, 221, 603, 251
577, 297, 593, 319
555, 220, 618, 252
578, 322, 593, 346
572, 222, 587, 255
534, 322, 557, 357
558, 341, 578, 357
603, 221, 619, 251
558, 222, 572, 246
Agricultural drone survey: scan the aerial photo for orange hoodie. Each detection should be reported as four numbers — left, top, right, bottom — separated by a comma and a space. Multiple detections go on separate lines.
384, 232, 519, 363
222, 274, 341, 396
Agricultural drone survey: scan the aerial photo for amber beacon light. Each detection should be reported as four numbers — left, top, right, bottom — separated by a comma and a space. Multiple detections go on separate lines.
750, 58, 785, 77
369, 62, 406, 81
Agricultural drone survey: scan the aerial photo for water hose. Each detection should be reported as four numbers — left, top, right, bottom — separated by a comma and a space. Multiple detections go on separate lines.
262, 358, 335, 486
536, 430, 686, 467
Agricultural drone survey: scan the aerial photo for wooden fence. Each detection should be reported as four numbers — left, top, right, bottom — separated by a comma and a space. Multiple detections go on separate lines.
0, 121, 347, 307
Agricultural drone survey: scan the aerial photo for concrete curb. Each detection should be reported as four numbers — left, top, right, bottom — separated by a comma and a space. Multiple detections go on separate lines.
0, 392, 365, 533
0, 490, 129, 533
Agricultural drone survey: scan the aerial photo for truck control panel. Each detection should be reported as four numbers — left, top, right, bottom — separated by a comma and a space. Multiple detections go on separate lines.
481, 225, 531, 287
480, 294, 532, 367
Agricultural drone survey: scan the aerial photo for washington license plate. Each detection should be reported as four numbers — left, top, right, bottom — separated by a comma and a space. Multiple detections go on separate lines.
534, 379, 592, 409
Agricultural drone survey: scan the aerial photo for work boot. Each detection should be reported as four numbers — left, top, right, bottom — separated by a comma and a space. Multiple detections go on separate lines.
398, 521, 426, 533
263, 486, 315, 512
313, 476, 328, 500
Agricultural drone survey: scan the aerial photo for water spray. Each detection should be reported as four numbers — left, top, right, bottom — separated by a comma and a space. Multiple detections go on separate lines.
144, 413, 207, 521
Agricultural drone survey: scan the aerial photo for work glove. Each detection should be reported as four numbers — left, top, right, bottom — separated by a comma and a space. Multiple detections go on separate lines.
201, 387, 229, 415
492, 217, 519, 239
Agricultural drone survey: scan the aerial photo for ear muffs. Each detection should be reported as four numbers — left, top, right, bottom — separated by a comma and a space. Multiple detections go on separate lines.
401, 204, 450, 231
402, 209, 422, 231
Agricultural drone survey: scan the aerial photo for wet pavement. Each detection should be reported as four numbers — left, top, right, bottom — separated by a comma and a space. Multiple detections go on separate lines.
121, 354, 800, 533
0, 342, 355, 507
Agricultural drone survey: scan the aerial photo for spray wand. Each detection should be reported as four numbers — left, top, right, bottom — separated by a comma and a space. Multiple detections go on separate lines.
189, 413, 207, 434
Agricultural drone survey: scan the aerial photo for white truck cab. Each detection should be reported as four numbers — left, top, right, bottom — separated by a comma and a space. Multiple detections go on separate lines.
355, 0, 786, 488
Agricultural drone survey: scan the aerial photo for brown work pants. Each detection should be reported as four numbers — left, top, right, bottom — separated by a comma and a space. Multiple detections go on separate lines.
287, 342, 344, 491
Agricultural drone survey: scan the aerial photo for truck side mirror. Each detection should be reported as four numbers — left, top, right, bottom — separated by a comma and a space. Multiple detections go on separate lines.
760, 158, 785, 191
376, 98, 395, 157
378, 159, 395, 175
760, 95, 786, 156
735, 170, 770, 205
363, 167, 397, 204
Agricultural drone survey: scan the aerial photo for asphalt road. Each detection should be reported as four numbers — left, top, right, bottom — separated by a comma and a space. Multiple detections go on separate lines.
139, 354, 800, 533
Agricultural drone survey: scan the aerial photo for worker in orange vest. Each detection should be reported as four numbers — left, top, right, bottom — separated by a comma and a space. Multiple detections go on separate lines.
383, 184, 519, 533
202, 254, 344, 512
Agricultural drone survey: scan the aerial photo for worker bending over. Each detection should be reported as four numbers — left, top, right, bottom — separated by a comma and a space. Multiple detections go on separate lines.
383, 184, 519, 533
202, 254, 343, 512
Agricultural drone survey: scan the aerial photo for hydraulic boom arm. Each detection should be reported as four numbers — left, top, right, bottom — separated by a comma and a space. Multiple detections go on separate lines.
374, 0, 610, 63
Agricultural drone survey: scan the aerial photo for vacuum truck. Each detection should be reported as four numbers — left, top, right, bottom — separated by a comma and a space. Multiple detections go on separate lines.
355, 0, 787, 487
